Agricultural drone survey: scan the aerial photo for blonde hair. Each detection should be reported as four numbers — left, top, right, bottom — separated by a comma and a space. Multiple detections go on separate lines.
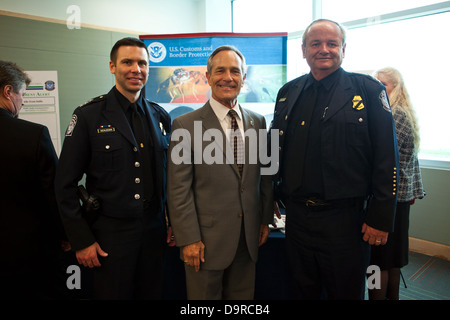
373, 67, 420, 149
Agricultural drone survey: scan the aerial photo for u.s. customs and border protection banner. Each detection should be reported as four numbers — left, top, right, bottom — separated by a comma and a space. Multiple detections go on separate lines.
139, 32, 287, 124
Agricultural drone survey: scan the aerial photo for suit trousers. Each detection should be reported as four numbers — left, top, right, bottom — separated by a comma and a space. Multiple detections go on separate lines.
90, 212, 166, 300
285, 199, 370, 300
184, 221, 255, 300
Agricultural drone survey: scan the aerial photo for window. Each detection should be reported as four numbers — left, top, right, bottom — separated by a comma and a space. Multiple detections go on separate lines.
232, 0, 312, 33
322, 0, 444, 22
343, 12, 450, 164
234, 0, 450, 167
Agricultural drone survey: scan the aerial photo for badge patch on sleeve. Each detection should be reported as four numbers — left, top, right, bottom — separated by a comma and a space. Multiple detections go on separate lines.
379, 90, 391, 112
65, 114, 77, 136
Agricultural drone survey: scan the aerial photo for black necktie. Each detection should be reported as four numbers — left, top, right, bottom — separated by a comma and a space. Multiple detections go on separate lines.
130, 103, 153, 201
131, 103, 146, 148
286, 82, 320, 192
228, 109, 244, 176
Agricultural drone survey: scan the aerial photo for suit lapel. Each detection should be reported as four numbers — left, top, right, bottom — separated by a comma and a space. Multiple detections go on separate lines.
200, 102, 241, 178
240, 106, 255, 179
284, 77, 308, 117
199, 101, 226, 138
102, 90, 165, 150
322, 70, 354, 122
283, 72, 354, 122
143, 100, 165, 149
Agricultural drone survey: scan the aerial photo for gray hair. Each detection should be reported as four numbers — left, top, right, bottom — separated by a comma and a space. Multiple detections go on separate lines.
0, 60, 31, 93
302, 19, 347, 46
206, 45, 247, 75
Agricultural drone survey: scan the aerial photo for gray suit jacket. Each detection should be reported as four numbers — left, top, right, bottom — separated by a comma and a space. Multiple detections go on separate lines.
167, 102, 273, 270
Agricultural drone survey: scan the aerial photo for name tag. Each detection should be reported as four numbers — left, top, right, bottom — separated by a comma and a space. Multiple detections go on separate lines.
97, 126, 116, 134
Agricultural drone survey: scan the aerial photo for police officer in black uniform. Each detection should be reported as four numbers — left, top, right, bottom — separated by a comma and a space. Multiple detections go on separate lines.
55, 37, 171, 299
271, 20, 399, 299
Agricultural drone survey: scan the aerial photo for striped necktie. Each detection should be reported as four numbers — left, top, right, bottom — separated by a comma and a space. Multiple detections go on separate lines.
228, 109, 244, 176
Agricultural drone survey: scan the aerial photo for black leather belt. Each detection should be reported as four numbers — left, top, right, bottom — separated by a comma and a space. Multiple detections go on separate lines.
295, 197, 368, 211
301, 198, 333, 208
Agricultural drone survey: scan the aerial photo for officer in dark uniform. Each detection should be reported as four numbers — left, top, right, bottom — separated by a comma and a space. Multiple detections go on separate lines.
270, 19, 399, 299
55, 37, 171, 299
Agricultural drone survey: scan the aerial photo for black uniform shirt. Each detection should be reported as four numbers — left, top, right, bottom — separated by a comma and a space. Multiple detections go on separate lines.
113, 87, 155, 203
113, 87, 147, 134
286, 68, 342, 199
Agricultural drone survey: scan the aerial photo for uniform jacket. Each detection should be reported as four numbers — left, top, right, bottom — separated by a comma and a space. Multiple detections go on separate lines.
167, 102, 273, 270
0, 108, 65, 274
271, 69, 399, 232
55, 88, 171, 250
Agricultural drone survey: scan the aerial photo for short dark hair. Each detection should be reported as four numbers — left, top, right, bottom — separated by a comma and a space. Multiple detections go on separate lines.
0, 60, 31, 93
206, 45, 247, 75
110, 37, 149, 63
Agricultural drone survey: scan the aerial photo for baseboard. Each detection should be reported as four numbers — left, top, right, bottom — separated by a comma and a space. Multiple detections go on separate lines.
409, 237, 450, 261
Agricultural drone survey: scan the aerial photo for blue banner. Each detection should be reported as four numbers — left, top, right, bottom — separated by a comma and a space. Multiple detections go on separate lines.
140, 32, 287, 123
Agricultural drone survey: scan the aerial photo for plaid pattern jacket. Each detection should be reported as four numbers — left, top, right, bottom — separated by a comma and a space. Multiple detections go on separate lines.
393, 107, 425, 202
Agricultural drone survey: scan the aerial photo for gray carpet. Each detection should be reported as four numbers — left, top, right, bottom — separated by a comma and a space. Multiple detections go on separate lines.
365, 251, 450, 300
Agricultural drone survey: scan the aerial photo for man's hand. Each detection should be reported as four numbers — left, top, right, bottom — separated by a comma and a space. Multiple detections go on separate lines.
166, 226, 176, 247
61, 240, 72, 252
259, 224, 270, 246
271, 201, 282, 228
76, 242, 108, 268
361, 223, 388, 246
182, 241, 205, 272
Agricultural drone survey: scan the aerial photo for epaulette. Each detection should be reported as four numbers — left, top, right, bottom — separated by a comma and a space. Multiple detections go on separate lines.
145, 98, 158, 105
349, 72, 380, 85
146, 98, 164, 111
79, 94, 107, 107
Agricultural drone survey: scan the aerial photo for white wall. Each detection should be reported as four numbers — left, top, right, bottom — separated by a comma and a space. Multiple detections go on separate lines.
0, 0, 232, 34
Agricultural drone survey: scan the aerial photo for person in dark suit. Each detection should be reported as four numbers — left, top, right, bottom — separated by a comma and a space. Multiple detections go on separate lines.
55, 38, 172, 299
167, 46, 273, 299
0, 60, 68, 299
270, 19, 399, 299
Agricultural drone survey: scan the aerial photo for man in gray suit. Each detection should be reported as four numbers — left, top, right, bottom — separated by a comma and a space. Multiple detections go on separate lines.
167, 46, 273, 300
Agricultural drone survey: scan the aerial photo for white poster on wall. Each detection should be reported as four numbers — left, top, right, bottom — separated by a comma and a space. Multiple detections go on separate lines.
20, 70, 61, 154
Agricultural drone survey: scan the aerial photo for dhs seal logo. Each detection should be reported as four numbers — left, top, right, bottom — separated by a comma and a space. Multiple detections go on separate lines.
148, 42, 166, 63
45, 80, 55, 91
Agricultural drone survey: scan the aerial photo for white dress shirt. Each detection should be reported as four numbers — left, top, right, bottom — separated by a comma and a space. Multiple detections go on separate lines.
209, 97, 244, 142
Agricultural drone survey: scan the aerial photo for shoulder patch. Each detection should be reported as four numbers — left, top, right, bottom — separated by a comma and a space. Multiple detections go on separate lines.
379, 90, 391, 113
79, 95, 106, 107
65, 114, 77, 136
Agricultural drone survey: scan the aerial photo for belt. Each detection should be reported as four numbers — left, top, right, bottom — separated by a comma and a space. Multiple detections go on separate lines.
300, 198, 332, 208
294, 197, 368, 211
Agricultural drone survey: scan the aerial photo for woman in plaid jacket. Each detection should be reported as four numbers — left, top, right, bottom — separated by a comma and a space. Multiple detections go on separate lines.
370, 67, 426, 300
